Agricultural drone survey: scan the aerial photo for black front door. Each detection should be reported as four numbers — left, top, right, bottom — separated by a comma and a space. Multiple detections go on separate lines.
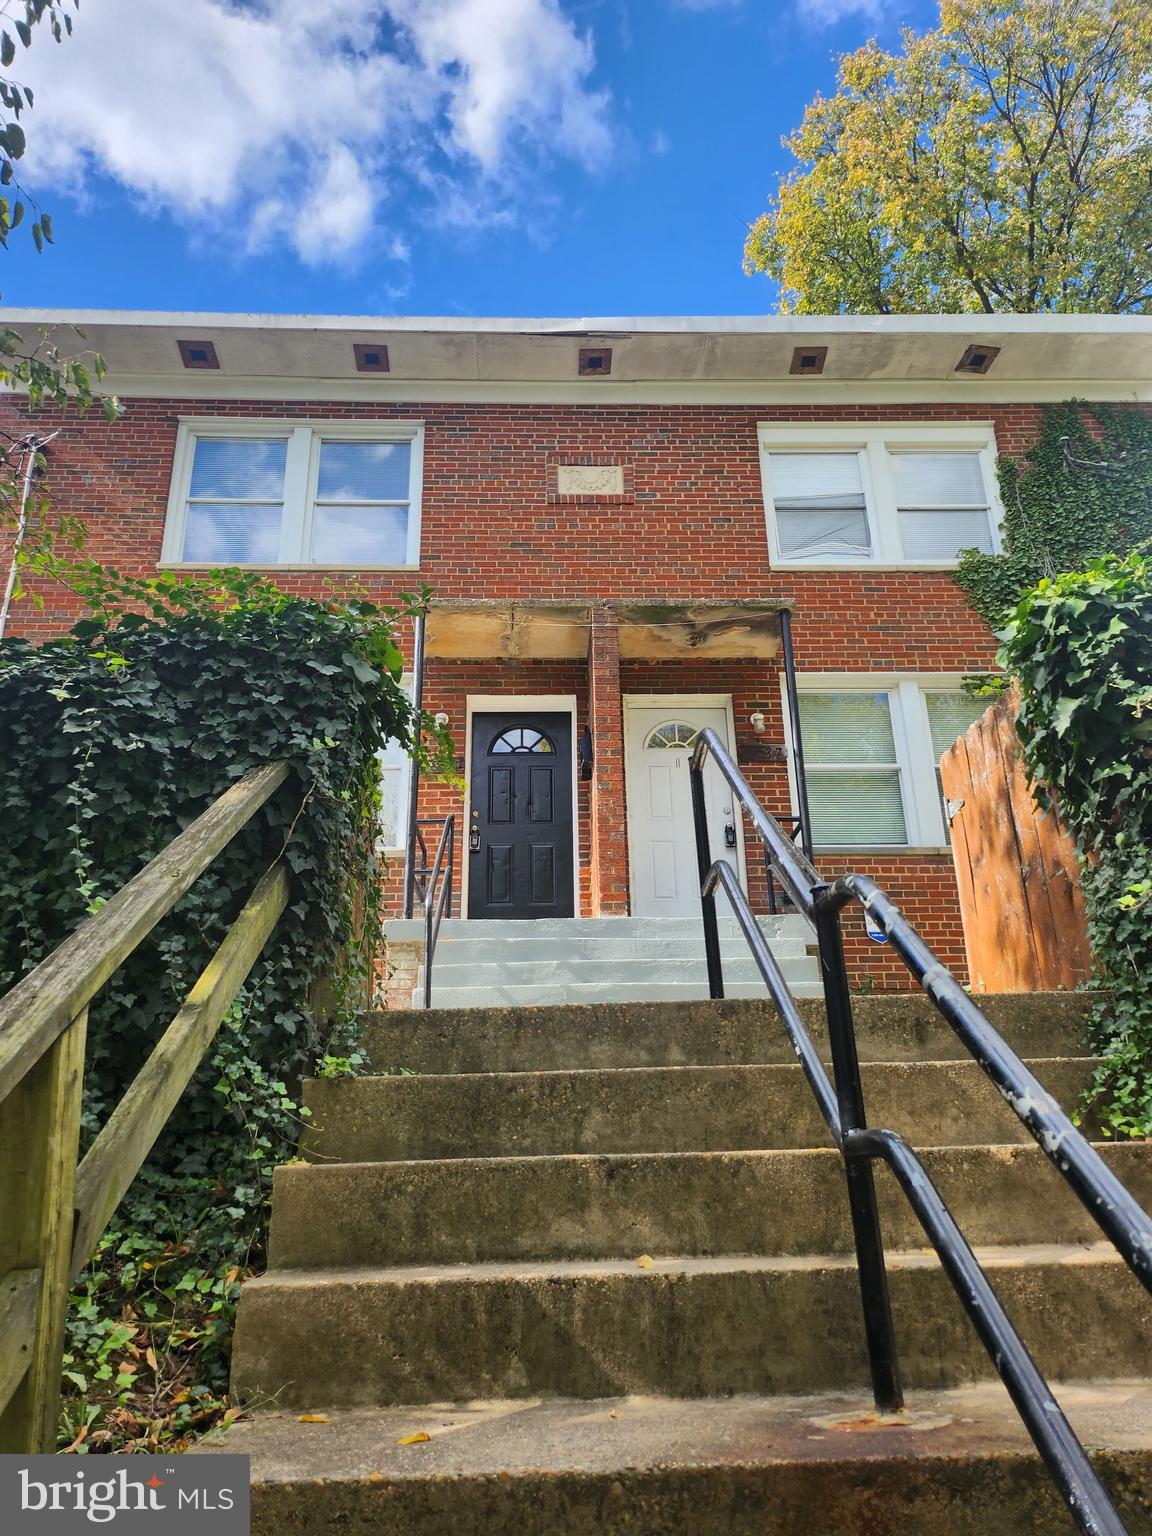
468, 711, 575, 919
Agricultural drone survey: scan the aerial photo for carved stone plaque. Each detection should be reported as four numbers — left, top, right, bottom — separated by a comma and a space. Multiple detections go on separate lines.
556, 463, 624, 496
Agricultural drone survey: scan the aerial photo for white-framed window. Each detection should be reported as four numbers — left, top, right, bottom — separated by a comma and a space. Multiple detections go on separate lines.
759, 424, 1002, 568
162, 419, 424, 567
783, 675, 989, 847
377, 674, 414, 853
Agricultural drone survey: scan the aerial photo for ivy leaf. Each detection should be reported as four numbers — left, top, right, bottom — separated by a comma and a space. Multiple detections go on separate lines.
1050, 696, 1082, 736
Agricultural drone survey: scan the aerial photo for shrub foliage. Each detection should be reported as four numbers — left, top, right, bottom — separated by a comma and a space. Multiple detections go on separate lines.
1000, 554, 1152, 1137
0, 565, 429, 1448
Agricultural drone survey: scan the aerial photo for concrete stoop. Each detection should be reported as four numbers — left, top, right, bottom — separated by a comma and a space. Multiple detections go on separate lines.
207, 1384, 1152, 1536
201, 992, 1152, 1532
382, 913, 822, 1007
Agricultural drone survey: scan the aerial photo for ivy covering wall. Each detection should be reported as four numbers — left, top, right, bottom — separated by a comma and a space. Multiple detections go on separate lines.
955, 402, 1152, 629
1000, 554, 1152, 1138
0, 566, 430, 1447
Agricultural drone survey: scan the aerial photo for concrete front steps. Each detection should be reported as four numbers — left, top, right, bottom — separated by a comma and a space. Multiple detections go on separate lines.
210, 993, 1152, 1532
200, 1383, 1152, 1536
383, 913, 821, 1006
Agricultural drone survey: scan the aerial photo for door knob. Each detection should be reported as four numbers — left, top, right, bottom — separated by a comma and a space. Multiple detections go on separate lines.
724, 823, 738, 849
469, 825, 481, 853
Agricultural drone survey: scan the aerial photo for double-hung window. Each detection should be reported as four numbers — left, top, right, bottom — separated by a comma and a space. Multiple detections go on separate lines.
799, 691, 908, 845
164, 421, 423, 567
760, 425, 1000, 567
768, 452, 872, 562
790, 679, 988, 847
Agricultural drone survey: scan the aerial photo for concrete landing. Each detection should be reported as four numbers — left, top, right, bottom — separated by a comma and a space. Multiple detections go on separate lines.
198, 1379, 1152, 1535
383, 914, 822, 1007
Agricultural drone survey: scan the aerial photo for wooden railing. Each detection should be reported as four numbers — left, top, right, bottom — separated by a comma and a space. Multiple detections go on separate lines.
0, 762, 291, 1453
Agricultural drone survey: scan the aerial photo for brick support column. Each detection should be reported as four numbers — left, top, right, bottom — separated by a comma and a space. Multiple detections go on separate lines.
588, 604, 629, 915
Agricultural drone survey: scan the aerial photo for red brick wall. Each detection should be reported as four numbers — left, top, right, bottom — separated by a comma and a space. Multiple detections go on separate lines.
5, 393, 1141, 989
2, 396, 1042, 660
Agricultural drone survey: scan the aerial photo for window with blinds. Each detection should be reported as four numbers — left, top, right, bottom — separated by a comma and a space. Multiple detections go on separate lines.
792, 682, 997, 848
766, 452, 872, 562
799, 691, 907, 845
164, 422, 423, 567
891, 452, 996, 562
182, 437, 287, 564
760, 428, 999, 567
312, 439, 414, 564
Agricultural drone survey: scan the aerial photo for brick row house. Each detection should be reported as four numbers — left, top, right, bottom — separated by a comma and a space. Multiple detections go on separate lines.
5, 311, 1150, 995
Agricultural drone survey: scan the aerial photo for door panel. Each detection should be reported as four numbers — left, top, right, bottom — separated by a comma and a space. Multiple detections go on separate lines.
468, 711, 575, 920
626, 702, 742, 918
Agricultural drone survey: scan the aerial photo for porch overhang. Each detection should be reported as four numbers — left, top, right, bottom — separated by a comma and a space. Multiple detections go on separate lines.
426, 601, 590, 660
615, 600, 790, 660
424, 598, 793, 661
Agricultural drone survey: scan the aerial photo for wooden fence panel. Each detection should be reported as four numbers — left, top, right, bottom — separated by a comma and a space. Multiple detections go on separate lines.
940, 689, 1093, 993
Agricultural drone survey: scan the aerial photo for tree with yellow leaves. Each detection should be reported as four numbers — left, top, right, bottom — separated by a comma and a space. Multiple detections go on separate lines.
744, 0, 1152, 313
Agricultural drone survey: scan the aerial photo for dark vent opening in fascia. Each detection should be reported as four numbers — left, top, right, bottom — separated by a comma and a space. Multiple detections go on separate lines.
178, 339, 220, 370
789, 345, 828, 376
955, 343, 1001, 375
578, 347, 612, 376
354, 343, 391, 373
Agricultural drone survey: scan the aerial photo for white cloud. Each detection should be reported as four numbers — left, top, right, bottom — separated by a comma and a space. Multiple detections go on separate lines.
795, 0, 887, 23
14, 0, 612, 265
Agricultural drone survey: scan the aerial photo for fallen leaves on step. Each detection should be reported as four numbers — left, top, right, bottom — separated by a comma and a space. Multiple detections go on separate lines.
298, 1414, 330, 1423
398, 1431, 431, 1445
635, 1255, 656, 1269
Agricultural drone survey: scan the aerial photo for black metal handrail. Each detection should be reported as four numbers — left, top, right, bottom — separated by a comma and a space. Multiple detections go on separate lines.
690, 726, 1147, 1536
411, 814, 455, 1009
763, 812, 804, 914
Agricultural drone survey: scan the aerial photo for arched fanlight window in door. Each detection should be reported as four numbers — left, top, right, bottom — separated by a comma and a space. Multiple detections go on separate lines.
644, 721, 700, 750
490, 726, 556, 754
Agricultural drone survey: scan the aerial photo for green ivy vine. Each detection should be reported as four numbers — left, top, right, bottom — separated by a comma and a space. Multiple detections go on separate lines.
999, 554, 1152, 1138
0, 563, 449, 1448
955, 401, 1152, 630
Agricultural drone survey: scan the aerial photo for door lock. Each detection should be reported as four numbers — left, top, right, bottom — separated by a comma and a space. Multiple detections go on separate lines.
724, 823, 738, 849
469, 825, 481, 854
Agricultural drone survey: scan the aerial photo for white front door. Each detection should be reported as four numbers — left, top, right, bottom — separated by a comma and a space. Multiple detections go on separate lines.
625, 699, 744, 918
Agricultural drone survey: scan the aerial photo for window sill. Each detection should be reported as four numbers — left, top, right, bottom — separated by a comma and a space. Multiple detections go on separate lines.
814, 845, 951, 857
158, 562, 421, 573
771, 562, 966, 573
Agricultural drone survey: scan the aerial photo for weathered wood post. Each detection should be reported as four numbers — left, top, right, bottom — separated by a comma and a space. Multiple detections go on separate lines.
0, 1008, 88, 1452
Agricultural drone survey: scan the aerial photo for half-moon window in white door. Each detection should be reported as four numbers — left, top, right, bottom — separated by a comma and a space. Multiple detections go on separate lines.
644, 721, 700, 751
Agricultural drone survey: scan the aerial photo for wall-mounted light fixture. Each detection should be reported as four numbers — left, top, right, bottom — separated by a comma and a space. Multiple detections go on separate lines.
749, 711, 767, 734
578, 726, 594, 780
433, 711, 449, 728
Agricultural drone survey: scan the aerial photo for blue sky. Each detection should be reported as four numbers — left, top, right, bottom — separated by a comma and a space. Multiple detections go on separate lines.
1, 0, 937, 318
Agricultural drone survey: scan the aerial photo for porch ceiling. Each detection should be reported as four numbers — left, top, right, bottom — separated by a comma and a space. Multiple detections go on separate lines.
426, 601, 590, 660
616, 601, 789, 659
424, 599, 792, 661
